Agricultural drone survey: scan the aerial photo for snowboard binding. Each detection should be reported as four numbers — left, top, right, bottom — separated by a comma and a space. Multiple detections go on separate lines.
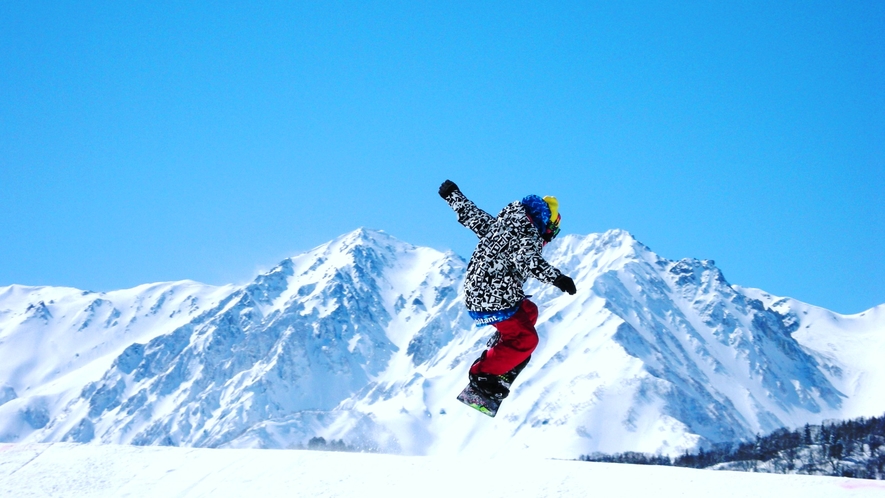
457, 356, 531, 417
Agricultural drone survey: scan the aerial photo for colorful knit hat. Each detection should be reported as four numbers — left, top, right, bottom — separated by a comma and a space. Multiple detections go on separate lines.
521, 195, 562, 243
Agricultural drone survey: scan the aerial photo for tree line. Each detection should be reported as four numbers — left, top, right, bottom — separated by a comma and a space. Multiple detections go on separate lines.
580, 413, 885, 480
295, 436, 379, 453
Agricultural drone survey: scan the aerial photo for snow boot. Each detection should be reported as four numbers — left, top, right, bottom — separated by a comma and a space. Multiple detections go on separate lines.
468, 356, 531, 401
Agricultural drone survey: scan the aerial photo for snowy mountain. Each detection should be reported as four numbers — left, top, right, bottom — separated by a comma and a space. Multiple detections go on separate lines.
1, 228, 883, 458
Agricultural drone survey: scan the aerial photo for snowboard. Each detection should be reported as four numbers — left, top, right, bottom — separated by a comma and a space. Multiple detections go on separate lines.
457, 383, 501, 417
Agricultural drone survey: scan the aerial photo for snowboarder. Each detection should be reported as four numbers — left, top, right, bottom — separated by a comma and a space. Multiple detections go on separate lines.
439, 179, 576, 416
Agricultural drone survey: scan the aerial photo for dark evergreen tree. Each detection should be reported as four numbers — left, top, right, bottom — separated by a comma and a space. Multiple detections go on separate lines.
580, 412, 885, 480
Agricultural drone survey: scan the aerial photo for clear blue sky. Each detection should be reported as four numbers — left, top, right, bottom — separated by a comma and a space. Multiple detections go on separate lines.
1, 2, 883, 314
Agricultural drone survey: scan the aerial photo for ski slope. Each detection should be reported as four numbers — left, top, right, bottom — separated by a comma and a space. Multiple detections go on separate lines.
1, 443, 883, 497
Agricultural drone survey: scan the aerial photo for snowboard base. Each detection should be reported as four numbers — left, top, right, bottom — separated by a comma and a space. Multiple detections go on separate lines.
457, 383, 501, 417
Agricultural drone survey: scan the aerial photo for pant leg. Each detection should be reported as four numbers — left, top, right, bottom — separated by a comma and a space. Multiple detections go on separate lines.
469, 300, 539, 376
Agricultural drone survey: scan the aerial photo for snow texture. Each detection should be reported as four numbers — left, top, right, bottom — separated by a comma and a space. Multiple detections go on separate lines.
2, 443, 885, 498
0, 228, 883, 459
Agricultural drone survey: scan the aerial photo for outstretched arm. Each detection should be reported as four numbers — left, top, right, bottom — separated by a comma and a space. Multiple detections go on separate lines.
439, 180, 494, 238
511, 235, 561, 284
512, 235, 577, 294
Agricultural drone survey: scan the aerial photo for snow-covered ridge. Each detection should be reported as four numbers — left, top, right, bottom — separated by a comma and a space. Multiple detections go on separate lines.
1, 228, 882, 458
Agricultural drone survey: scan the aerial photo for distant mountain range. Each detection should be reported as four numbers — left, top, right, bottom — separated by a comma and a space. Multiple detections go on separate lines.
1, 228, 882, 458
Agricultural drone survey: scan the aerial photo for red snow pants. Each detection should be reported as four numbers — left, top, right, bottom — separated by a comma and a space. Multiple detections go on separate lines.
469, 299, 539, 376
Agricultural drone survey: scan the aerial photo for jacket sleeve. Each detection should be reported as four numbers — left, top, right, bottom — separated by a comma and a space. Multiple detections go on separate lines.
511, 233, 562, 284
444, 189, 494, 238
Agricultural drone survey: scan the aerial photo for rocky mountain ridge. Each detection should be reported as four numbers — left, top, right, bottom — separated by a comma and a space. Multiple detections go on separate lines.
1, 228, 882, 458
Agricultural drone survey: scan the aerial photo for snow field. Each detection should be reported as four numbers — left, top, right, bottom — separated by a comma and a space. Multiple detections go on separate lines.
1, 443, 883, 498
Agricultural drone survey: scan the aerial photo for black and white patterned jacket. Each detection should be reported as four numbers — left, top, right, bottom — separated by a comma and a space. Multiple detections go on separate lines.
444, 189, 562, 312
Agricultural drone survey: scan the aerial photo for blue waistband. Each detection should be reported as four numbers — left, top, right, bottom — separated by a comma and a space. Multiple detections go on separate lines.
468, 304, 520, 326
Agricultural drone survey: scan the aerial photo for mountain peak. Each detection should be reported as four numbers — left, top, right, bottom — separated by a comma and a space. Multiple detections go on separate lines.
596, 228, 644, 250
329, 227, 409, 252
545, 229, 657, 273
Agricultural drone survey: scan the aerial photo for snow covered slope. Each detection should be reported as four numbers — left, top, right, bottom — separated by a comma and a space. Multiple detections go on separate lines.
1, 228, 882, 459
0, 281, 233, 444
2, 443, 883, 498
738, 287, 885, 419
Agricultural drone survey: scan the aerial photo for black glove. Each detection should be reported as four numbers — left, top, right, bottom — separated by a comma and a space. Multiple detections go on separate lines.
438, 179, 459, 199
553, 274, 576, 295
